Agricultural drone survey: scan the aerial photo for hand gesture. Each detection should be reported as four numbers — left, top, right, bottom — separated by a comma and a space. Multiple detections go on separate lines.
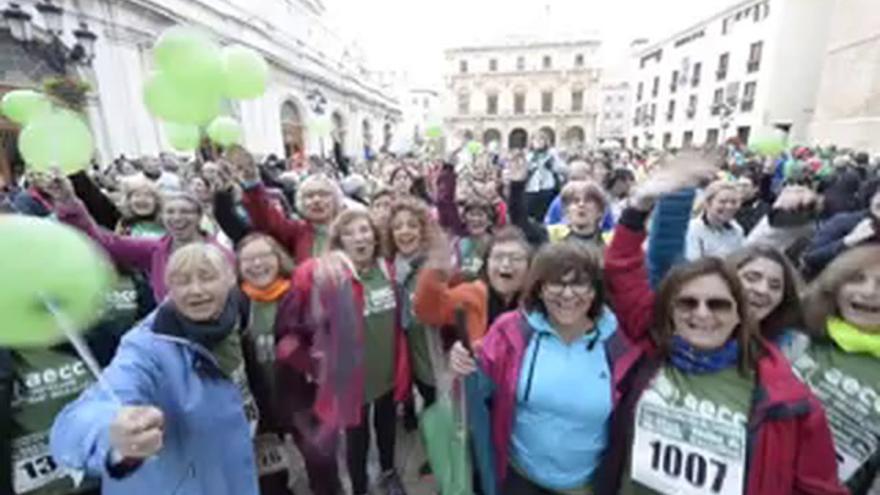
772, 185, 819, 211
449, 341, 477, 377
504, 153, 529, 183
42, 168, 76, 203
844, 218, 876, 247
632, 152, 717, 210
109, 406, 165, 460
203, 161, 233, 193
425, 230, 454, 271
314, 250, 351, 289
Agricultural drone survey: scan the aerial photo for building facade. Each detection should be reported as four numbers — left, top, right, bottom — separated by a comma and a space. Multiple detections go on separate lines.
443, 37, 602, 152
809, 0, 880, 152
0, 0, 400, 182
628, 0, 833, 150
597, 81, 632, 144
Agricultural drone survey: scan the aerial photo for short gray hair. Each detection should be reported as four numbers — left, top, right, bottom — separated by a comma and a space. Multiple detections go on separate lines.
164, 242, 234, 287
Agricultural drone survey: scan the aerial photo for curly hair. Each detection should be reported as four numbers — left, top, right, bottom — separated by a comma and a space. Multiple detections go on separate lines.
383, 197, 441, 260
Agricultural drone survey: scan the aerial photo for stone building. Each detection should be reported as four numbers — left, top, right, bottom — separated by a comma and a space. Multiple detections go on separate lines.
443, 36, 602, 152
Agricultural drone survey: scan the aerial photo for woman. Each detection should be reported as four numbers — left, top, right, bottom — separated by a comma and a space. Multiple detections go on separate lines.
230, 145, 340, 264
685, 180, 744, 260
50, 243, 259, 495
794, 246, 880, 494
414, 226, 533, 346
115, 176, 164, 238
448, 242, 623, 494
275, 209, 409, 495
599, 191, 844, 494
236, 233, 342, 495
46, 171, 233, 301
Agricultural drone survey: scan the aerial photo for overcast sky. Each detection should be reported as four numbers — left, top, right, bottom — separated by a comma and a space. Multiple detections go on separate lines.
325, 0, 736, 87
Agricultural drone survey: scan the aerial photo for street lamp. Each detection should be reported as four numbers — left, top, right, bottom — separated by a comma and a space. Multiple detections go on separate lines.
1, 1, 98, 74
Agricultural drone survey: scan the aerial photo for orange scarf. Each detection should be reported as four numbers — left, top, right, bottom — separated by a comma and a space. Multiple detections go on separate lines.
241, 278, 291, 302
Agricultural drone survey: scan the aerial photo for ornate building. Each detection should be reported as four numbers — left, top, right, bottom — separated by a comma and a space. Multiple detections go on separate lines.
0, 0, 401, 182
443, 36, 602, 152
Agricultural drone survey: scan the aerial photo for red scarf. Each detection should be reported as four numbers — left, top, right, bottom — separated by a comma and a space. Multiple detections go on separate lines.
241, 278, 290, 302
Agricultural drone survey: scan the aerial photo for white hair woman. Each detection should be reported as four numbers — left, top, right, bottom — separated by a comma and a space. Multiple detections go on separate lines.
50, 243, 259, 495
116, 175, 164, 238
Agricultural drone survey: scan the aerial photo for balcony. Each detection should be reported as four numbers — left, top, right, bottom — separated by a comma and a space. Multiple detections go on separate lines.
747, 61, 760, 73
740, 99, 754, 112
716, 69, 727, 81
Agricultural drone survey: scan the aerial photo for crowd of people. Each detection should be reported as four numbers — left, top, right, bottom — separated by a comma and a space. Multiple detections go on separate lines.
2, 132, 880, 495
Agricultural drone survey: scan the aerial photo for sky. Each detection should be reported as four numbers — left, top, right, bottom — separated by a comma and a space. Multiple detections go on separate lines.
325, 0, 736, 87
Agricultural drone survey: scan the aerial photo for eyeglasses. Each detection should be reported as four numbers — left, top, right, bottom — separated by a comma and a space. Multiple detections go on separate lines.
673, 296, 735, 313
543, 282, 592, 297
489, 253, 528, 265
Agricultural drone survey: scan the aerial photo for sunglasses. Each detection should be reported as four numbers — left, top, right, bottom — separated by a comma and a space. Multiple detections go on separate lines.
674, 296, 735, 313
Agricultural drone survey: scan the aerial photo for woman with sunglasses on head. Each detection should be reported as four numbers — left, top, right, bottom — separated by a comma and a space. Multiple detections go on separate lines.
788, 246, 880, 494
599, 167, 844, 495
447, 242, 623, 494
274, 209, 409, 495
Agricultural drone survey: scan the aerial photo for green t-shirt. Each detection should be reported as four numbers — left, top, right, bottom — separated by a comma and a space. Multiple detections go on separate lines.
792, 341, 880, 491
401, 267, 434, 386
102, 274, 139, 328
127, 221, 164, 239
210, 331, 260, 437
11, 349, 97, 495
621, 365, 754, 495
361, 264, 397, 403
244, 301, 279, 395
312, 225, 328, 257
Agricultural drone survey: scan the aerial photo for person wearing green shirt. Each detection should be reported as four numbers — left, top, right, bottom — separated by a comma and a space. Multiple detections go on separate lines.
794, 246, 880, 495
114, 176, 164, 239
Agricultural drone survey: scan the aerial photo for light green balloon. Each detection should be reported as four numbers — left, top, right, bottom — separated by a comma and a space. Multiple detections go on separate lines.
206, 116, 243, 147
0, 216, 115, 348
222, 45, 269, 100
749, 137, 787, 157
1, 90, 52, 125
425, 125, 443, 139
143, 71, 220, 125
165, 122, 201, 151
466, 140, 483, 154
153, 26, 224, 96
18, 109, 94, 173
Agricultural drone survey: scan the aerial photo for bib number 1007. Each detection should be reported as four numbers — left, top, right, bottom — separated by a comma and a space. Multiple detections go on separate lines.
648, 440, 729, 494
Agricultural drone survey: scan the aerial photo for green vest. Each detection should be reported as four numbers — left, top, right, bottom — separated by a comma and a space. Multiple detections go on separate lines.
622, 365, 754, 495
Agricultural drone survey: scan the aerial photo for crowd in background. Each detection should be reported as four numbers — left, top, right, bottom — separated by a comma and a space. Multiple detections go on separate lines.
2, 132, 880, 495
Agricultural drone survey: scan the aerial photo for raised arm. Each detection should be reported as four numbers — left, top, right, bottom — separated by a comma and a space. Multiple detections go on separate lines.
506, 152, 548, 246
69, 171, 121, 230
647, 188, 696, 287
605, 208, 656, 343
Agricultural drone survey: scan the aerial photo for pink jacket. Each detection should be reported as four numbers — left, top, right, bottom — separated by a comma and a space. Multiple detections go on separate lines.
56, 199, 234, 301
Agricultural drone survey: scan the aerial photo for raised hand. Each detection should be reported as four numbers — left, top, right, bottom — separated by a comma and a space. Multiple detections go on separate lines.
109, 406, 165, 460
631, 152, 717, 210
42, 168, 76, 203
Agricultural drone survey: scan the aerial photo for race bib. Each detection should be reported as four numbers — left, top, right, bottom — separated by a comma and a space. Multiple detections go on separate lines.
364, 286, 395, 316
12, 432, 85, 494
255, 434, 289, 476
231, 364, 260, 437
631, 394, 747, 495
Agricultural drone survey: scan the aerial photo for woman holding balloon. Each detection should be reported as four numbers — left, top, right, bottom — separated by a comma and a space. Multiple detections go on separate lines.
50, 242, 260, 495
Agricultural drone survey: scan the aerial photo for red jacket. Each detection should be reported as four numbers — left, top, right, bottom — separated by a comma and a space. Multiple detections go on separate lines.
242, 183, 318, 264
274, 257, 411, 429
600, 221, 846, 495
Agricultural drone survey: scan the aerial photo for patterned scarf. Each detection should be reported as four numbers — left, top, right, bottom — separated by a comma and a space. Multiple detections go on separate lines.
827, 317, 880, 358
669, 335, 739, 373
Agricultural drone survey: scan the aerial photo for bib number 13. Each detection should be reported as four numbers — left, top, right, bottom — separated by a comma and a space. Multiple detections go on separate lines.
649, 440, 728, 493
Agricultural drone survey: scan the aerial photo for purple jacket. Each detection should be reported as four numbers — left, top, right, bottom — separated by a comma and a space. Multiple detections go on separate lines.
56, 199, 234, 301
476, 310, 628, 484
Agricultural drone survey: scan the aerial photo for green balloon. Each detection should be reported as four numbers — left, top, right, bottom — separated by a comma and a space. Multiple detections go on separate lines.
1, 90, 51, 125
425, 125, 443, 139
164, 122, 200, 151
0, 216, 115, 348
153, 26, 224, 96
18, 110, 94, 173
466, 140, 483, 154
749, 137, 787, 157
144, 71, 220, 125
222, 45, 269, 99
206, 116, 243, 146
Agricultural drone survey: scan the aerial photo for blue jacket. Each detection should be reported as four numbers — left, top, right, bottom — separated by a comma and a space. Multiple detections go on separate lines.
803, 210, 872, 276
646, 188, 696, 287
50, 314, 259, 495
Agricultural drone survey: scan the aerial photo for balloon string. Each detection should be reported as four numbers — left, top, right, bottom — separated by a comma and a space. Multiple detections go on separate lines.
42, 296, 122, 406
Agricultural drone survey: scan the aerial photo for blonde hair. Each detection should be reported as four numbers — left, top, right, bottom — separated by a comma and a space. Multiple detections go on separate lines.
803, 246, 880, 335
164, 242, 234, 287
236, 233, 296, 279
119, 175, 162, 219
560, 180, 608, 210
328, 209, 380, 259
696, 180, 739, 215
295, 174, 343, 216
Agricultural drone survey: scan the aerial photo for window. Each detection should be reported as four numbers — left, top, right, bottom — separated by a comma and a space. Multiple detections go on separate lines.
486, 94, 498, 115
514, 93, 526, 114
722, 18, 730, 35
706, 128, 720, 147
666, 100, 676, 122
634, 107, 642, 126
571, 90, 584, 112
517, 56, 525, 70
615, 112, 623, 119
753, 4, 761, 21
541, 91, 553, 113
489, 59, 498, 72
459, 60, 468, 74
741, 81, 757, 111
663, 132, 672, 149
683, 130, 694, 148
604, 112, 612, 120
711, 88, 723, 115
542, 56, 552, 69
687, 94, 698, 119
650, 103, 657, 123
457, 93, 470, 115
637, 82, 644, 102
717, 53, 729, 81
670, 70, 679, 93
574, 54, 584, 67
748, 41, 763, 73
692, 62, 702, 87
652, 76, 660, 97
